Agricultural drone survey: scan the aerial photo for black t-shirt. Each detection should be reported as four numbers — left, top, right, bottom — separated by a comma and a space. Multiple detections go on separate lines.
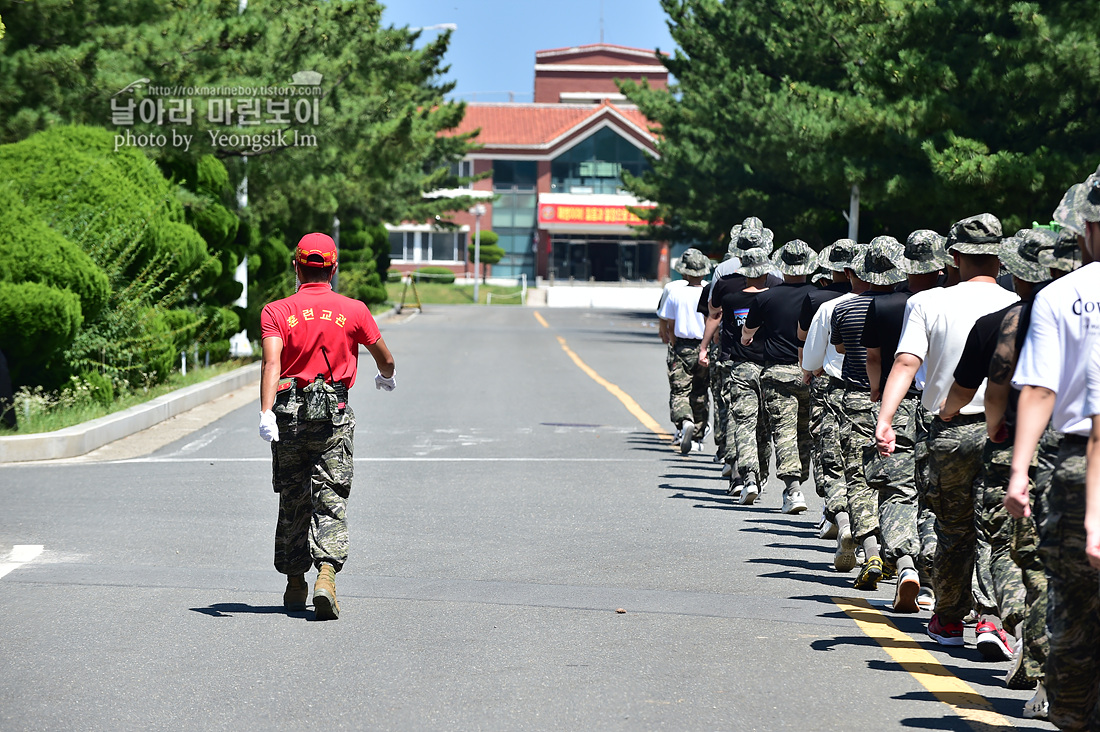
709, 273, 749, 356
716, 287, 767, 363
797, 283, 850, 335
860, 291, 915, 394
745, 282, 817, 364
698, 282, 714, 317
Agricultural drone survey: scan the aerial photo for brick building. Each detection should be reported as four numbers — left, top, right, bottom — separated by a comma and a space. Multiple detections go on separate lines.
387, 43, 671, 283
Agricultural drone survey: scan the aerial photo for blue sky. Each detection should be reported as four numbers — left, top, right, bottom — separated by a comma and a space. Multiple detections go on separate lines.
380, 0, 678, 102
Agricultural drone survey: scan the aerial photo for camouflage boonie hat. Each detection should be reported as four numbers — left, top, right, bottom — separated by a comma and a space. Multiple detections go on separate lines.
737, 247, 773, 278
1082, 164, 1100, 224
727, 224, 743, 256
811, 266, 831, 286
898, 230, 951, 274
735, 222, 775, 254
853, 236, 905, 286
770, 239, 817, 276
948, 213, 1003, 254
1053, 184, 1086, 236
1001, 229, 1055, 283
816, 238, 861, 272
675, 248, 713, 277
1038, 230, 1082, 273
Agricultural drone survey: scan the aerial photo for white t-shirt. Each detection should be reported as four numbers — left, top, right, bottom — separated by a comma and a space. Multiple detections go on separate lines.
1013, 262, 1100, 435
801, 292, 855, 379
896, 280, 1019, 415
1086, 344, 1100, 419
656, 279, 688, 316
658, 283, 708, 339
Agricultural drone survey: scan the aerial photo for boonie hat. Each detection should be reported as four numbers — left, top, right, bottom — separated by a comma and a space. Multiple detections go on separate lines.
1081, 164, 1100, 224
853, 236, 905, 286
676, 248, 713, 278
816, 238, 861, 272
1053, 184, 1086, 236
947, 214, 1003, 255
735, 216, 775, 254
1001, 229, 1055, 283
727, 224, 743, 256
770, 239, 817, 276
898, 230, 952, 274
1039, 230, 1082, 273
296, 232, 338, 268
811, 266, 831, 286
737, 247, 773, 279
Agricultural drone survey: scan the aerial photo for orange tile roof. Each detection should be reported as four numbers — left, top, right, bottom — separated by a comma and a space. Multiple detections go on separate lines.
444, 101, 656, 148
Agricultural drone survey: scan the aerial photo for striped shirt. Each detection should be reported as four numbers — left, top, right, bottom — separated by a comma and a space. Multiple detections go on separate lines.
831, 292, 891, 388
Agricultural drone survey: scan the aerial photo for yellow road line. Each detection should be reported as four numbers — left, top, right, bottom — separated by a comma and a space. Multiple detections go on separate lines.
834, 597, 1015, 731
533, 311, 549, 329
553, 335, 672, 441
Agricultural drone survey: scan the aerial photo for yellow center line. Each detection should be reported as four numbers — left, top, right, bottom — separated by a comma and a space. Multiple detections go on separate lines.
533, 311, 549, 329
834, 597, 1016, 731
551, 333, 672, 441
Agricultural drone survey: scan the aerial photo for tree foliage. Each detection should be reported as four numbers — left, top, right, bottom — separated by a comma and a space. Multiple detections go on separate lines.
622, 0, 1100, 251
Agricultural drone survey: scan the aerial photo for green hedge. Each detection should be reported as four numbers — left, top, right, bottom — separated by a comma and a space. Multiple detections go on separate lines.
413, 267, 456, 284
0, 281, 82, 386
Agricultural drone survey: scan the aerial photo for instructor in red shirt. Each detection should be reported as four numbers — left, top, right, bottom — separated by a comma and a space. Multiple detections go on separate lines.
259, 232, 396, 620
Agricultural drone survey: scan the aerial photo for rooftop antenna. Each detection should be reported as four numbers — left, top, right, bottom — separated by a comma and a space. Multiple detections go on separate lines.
600, 0, 604, 43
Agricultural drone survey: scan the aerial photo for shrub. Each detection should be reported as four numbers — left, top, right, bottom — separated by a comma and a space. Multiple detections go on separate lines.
0, 281, 82, 386
81, 370, 114, 407
413, 267, 456, 284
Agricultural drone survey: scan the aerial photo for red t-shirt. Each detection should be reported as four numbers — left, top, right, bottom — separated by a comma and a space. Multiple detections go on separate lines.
260, 283, 381, 389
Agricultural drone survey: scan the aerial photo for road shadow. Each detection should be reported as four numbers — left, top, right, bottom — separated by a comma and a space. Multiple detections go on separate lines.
190, 602, 306, 618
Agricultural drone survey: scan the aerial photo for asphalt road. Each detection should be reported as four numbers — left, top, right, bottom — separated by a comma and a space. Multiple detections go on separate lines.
0, 306, 1053, 731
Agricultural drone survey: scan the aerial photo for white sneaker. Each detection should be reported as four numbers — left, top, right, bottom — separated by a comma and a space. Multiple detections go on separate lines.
916, 586, 935, 612
692, 440, 705, 453
721, 463, 733, 477
817, 509, 838, 540
712, 452, 723, 464
782, 489, 808, 514
739, 479, 759, 505
680, 422, 695, 455
834, 527, 857, 572
1023, 684, 1048, 720
671, 428, 683, 447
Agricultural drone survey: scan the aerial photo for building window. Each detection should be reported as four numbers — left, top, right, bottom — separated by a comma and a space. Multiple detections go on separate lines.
387, 229, 467, 263
449, 160, 474, 189
492, 160, 537, 189
550, 126, 652, 195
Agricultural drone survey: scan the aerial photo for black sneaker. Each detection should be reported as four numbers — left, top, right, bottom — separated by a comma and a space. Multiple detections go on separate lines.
854, 556, 883, 591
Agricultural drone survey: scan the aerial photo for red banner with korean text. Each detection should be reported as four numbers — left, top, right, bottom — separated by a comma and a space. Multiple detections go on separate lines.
538, 203, 655, 226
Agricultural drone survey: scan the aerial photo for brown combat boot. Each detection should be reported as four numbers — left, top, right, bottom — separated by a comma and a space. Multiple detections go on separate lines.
313, 563, 340, 620
283, 574, 308, 612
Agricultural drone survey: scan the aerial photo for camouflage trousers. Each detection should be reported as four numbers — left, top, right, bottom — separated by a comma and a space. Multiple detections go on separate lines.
925, 414, 987, 623
977, 440, 1027, 633
710, 351, 731, 458
811, 375, 846, 518
865, 394, 921, 564
726, 361, 771, 483
762, 364, 811, 482
839, 385, 879, 542
1012, 426, 1059, 684
271, 409, 355, 575
667, 341, 709, 429
1040, 439, 1100, 731
915, 405, 937, 582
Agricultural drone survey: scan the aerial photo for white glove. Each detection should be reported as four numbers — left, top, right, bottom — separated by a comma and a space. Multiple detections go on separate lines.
375, 371, 396, 392
259, 410, 280, 442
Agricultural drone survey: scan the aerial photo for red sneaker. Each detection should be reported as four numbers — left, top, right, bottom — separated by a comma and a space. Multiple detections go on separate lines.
976, 620, 1013, 661
927, 613, 965, 646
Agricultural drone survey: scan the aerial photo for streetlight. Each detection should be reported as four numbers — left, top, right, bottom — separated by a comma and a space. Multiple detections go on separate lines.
470, 204, 486, 304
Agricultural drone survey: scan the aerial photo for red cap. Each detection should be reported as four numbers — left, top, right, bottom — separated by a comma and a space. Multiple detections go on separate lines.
295, 233, 338, 268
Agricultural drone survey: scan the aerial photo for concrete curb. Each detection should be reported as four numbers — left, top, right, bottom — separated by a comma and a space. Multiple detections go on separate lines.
0, 363, 261, 464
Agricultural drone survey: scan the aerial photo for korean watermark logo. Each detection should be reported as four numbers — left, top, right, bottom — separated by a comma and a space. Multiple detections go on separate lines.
111, 71, 322, 152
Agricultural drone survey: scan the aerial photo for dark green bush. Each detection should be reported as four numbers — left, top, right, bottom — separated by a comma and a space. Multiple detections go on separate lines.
81, 370, 114, 407
0, 281, 82, 386
414, 267, 456, 284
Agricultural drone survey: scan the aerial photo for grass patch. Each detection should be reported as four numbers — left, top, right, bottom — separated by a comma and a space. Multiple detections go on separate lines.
1, 359, 256, 436
386, 280, 527, 306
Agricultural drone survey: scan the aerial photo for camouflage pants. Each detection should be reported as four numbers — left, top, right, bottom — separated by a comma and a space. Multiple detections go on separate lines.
727, 361, 771, 483
811, 376, 846, 516
761, 363, 811, 482
925, 414, 986, 623
272, 409, 355, 575
915, 405, 937, 583
839, 386, 879, 542
978, 440, 1027, 632
710, 347, 729, 456
667, 341, 709, 429
866, 394, 921, 563
1012, 427, 1059, 684
1040, 439, 1100, 732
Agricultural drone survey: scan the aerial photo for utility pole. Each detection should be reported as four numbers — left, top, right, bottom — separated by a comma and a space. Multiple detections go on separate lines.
847, 184, 860, 242
470, 204, 486, 304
